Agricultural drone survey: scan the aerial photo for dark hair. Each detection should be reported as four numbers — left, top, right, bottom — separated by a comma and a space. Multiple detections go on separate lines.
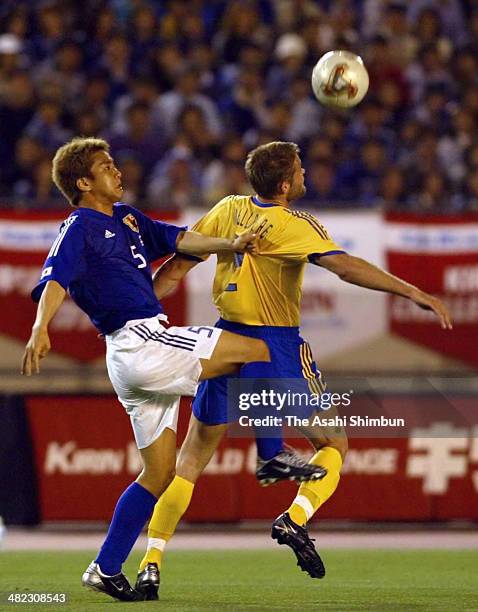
245, 141, 299, 198
52, 137, 110, 206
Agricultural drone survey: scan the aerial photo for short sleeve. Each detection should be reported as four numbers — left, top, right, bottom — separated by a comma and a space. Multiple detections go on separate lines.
31, 215, 86, 302
263, 210, 345, 262
133, 208, 187, 262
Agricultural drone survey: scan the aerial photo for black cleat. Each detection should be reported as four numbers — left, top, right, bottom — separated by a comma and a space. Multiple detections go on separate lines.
135, 562, 160, 601
81, 561, 143, 602
256, 450, 327, 486
271, 512, 325, 579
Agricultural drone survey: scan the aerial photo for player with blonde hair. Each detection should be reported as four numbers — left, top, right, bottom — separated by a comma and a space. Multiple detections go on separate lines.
136, 141, 452, 599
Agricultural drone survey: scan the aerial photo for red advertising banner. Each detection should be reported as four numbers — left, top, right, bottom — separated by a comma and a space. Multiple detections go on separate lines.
0, 211, 185, 362
385, 212, 478, 367
25, 395, 478, 522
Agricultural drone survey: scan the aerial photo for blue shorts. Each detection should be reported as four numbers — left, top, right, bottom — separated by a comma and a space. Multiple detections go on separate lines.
192, 318, 326, 425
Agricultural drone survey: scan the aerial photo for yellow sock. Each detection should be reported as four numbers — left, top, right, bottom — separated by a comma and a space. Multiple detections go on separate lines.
287, 447, 343, 526
139, 475, 194, 571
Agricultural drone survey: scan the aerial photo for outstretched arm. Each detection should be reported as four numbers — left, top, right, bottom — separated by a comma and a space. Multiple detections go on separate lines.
176, 230, 257, 256
21, 280, 66, 375
153, 255, 199, 300
315, 253, 453, 330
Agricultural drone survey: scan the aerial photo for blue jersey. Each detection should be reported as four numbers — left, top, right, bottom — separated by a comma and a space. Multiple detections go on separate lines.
31, 203, 185, 335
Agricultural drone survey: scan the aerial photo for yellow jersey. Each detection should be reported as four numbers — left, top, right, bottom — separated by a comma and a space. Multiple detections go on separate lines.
192, 195, 344, 327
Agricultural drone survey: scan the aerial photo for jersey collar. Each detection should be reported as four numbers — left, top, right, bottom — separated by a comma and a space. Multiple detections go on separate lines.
251, 196, 281, 208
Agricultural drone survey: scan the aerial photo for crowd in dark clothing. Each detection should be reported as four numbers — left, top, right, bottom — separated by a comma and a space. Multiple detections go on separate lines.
0, 0, 477, 213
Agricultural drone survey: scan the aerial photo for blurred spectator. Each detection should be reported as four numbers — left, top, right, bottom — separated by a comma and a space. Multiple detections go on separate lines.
147, 145, 203, 211
25, 100, 70, 152
157, 67, 223, 139
404, 43, 451, 104
286, 75, 322, 144
202, 138, 248, 202
452, 46, 478, 96
465, 143, 478, 172
365, 35, 408, 103
219, 68, 266, 136
380, 3, 417, 68
413, 84, 454, 134
267, 33, 308, 99
412, 171, 454, 212
394, 119, 420, 169
0, 34, 26, 89
345, 98, 395, 152
412, 8, 453, 58
336, 139, 388, 204
79, 71, 111, 124
307, 137, 335, 164
215, 1, 269, 64
147, 43, 186, 92
0, 71, 35, 164
12, 155, 61, 209
376, 78, 408, 130
99, 34, 132, 101
108, 102, 165, 176
377, 166, 408, 209
177, 105, 219, 163
189, 42, 219, 95
203, 160, 253, 205
31, 4, 67, 61
462, 84, 478, 116
463, 169, 478, 212
111, 76, 164, 135
438, 109, 475, 183
160, 0, 190, 40
75, 110, 104, 138
273, 0, 321, 33
258, 100, 293, 141
407, 1, 466, 46
8, 136, 45, 192
34, 41, 85, 109
129, 4, 158, 66
402, 128, 442, 190
305, 161, 340, 205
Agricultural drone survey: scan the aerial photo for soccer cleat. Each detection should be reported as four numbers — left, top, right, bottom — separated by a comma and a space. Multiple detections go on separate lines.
271, 512, 325, 579
81, 561, 143, 602
256, 450, 327, 486
135, 562, 160, 601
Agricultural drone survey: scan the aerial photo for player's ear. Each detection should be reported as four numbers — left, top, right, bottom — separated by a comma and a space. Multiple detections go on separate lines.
76, 176, 91, 193
279, 180, 290, 196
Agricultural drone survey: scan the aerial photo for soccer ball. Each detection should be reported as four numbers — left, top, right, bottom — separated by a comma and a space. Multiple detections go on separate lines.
311, 50, 369, 108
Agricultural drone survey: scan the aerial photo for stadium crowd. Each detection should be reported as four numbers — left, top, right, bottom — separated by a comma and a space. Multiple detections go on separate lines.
0, 0, 477, 212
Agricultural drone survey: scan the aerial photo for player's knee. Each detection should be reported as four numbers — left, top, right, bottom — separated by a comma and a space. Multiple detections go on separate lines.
140, 461, 176, 497
330, 436, 348, 460
311, 434, 348, 460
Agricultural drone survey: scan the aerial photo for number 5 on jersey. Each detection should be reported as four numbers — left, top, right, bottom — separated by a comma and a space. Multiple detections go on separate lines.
130, 245, 147, 269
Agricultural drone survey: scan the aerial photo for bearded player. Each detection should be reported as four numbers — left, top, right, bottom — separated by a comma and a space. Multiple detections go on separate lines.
135, 141, 452, 598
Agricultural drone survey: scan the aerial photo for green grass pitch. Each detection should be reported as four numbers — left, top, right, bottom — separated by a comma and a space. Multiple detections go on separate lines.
0, 549, 476, 611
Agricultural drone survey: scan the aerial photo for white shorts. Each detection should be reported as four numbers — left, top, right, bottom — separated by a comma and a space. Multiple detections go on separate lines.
105, 316, 222, 449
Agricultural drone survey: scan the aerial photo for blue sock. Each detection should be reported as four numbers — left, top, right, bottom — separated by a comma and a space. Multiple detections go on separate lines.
255, 436, 283, 460
240, 361, 284, 460
95, 482, 157, 575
